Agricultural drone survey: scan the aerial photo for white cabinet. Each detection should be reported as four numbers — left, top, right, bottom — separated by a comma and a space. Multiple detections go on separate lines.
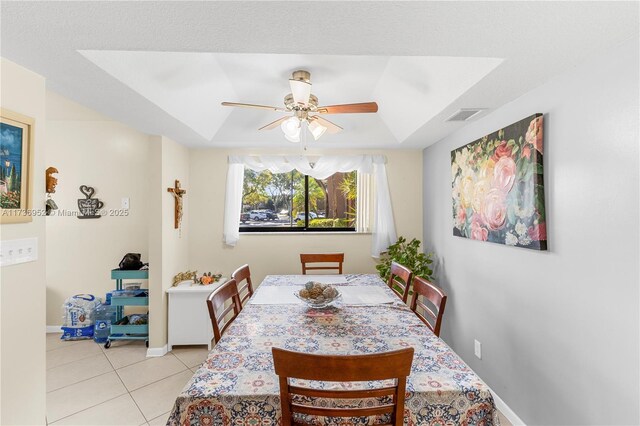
167, 281, 224, 351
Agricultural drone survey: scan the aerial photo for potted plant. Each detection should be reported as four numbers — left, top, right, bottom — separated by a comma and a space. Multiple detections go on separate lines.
376, 237, 434, 290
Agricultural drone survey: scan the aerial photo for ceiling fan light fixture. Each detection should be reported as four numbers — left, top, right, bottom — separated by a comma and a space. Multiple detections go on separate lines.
308, 119, 327, 140
289, 79, 311, 105
281, 116, 301, 142
285, 131, 301, 143
281, 116, 300, 135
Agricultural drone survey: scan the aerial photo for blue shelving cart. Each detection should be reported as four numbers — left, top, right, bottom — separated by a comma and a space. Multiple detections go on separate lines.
105, 269, 149, 349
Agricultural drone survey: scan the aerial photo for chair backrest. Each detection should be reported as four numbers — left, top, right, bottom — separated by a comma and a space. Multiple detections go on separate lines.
206, 278, 242, 342
272, 347, 414, 426
300, 253, 344, 274
231, 264, 254, 307
410, 276, 447, 337
387, 262, 413, 303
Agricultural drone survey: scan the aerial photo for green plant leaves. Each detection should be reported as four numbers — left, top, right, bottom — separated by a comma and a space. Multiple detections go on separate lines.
376, 236, 434, 283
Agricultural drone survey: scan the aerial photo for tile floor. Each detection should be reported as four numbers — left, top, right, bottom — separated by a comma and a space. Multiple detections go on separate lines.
46, 332, 513, 426
46, 333, 209, 425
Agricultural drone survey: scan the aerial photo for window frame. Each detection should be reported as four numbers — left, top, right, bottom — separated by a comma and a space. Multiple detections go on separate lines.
239, 173, 357, 234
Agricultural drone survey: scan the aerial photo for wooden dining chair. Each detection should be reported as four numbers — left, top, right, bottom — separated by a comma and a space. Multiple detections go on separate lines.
300, 253, 344, 274
272, 347, 414, 426
231, 264, 254, 307
206, 278, 242, 342
410, 276, 447, 337
387, 262, 413, 303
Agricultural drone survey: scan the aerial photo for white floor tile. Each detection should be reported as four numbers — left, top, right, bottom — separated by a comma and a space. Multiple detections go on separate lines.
47, 340, 103, 370
147, 411, 171, 426
50, 394, 146, 426
47, 333, 83, 352
116, 354, 186, 391
102, 340, 149, 370
130, 370, 193, 421
170, 346, 210, 368
47, 353, 113, 392
46, 372, 127, 423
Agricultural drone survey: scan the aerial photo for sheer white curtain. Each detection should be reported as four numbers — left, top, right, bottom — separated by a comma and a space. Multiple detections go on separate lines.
222, 155, 396, 257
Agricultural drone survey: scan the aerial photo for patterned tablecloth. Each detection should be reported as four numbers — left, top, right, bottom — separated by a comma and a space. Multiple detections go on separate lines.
168, 274, 499, 425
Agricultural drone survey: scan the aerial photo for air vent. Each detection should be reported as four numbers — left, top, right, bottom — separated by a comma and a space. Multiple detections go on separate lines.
446, 108, 485, 122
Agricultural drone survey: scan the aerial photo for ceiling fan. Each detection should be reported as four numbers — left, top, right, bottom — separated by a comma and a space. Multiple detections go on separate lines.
221, 70, 378, 142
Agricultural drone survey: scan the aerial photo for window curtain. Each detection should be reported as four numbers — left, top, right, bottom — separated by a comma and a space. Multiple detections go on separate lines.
223, 155, 397, 257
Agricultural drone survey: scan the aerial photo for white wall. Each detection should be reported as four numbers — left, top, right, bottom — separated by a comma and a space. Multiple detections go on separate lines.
188, 148, 423, 285
148, 136, 189, 349
422, 38, 639, 425
45, 92, 151, 325
0, 58, 47, 425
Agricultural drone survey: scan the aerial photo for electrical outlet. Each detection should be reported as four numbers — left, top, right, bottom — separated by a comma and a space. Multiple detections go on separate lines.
474, 339, 482, 359
121, 197, 130, 210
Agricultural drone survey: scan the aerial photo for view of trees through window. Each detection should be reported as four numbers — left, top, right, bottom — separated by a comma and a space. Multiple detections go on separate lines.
240, 169, 357, 231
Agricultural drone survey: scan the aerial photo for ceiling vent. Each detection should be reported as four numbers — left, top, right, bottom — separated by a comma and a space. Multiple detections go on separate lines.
446, 108, 485, 122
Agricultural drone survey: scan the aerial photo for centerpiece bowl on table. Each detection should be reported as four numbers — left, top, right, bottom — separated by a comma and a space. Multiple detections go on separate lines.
294, 281, 342, 308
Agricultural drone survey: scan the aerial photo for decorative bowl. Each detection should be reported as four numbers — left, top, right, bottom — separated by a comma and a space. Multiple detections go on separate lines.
294, 289, 342, 308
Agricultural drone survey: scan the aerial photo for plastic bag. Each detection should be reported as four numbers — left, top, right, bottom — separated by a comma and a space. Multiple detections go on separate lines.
61, 294, 101, 340
118, 253, 143, 270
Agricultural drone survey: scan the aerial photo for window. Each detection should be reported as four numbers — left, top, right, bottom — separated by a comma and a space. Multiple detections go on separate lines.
240, 169, 357, 232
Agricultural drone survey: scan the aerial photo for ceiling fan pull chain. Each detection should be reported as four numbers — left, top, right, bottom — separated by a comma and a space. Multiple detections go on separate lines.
303, 121, 308, 151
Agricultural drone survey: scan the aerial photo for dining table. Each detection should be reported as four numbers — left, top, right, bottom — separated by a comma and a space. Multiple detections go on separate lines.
168, 274, 500, 425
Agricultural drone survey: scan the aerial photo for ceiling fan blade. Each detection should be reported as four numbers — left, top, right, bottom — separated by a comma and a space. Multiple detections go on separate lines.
312, 116, 343, 134
258, 116, 290, 131
289, 79, 311, 105
316, 102, 378, 114
221, 102, 286, 112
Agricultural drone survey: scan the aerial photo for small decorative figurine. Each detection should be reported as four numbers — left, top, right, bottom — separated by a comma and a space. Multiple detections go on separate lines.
45, 167, 59, 193
45, 167, 59, 216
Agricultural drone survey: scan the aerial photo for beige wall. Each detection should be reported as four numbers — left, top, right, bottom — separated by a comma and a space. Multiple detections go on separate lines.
45, 92, 151, 325
0, 58, 47, 425
188, 148, 423, 286
148, 136, 189, 349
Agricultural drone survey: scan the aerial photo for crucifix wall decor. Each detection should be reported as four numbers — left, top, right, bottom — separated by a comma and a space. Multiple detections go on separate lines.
167, 179, 186, 229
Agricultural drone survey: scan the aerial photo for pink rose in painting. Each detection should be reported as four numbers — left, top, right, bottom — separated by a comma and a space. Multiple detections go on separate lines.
521, 144, 531, 159
528, 223, 547, 241
482, 188, 507, 231
455, 206, 467, 227
492, 156, 516, 194
525, 116, 544, 154
491, 140, 511, 162
470, 214, 488, 241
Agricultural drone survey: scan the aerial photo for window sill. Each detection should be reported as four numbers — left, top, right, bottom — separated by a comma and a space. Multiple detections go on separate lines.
239, 231, 372, 236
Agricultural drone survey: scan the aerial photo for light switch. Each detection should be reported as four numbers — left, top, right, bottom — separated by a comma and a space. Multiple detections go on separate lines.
1, 238, 38, 267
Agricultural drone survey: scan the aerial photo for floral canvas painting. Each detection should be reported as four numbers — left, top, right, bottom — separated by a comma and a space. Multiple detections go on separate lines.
451, 114, 547, 250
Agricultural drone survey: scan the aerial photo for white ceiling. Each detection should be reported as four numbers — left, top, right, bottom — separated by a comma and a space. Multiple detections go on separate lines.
1, 1, 638, 149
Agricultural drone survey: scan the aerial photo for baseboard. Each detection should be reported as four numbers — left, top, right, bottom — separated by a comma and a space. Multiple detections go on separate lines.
147, 344, 168, 357
46, 325, 61, 333
490, 388, 526, 425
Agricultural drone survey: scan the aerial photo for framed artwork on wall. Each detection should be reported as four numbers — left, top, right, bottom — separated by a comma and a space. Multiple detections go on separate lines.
451, 113, 547, 250
1, 108, 34, 224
